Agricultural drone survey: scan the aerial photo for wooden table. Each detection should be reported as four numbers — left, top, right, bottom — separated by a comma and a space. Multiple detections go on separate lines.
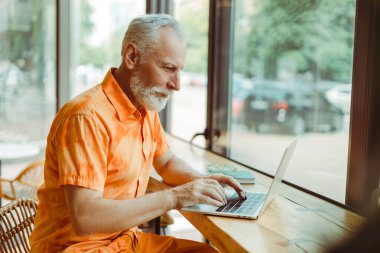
148, 135, 365, 253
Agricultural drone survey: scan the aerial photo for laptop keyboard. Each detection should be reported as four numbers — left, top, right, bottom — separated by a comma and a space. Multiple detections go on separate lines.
216, 192, 266, 215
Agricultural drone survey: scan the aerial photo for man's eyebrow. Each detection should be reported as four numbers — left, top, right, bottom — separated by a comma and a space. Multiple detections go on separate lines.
159, 60, 183, 70
159, 60, 175, 67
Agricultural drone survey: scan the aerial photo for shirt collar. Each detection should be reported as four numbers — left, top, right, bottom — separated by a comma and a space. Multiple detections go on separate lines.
102, 68, 142, 122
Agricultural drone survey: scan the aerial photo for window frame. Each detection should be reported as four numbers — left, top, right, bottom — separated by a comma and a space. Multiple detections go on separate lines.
206, 0, 233, 156
57, 0, 73, 110
346, 0, 380, 214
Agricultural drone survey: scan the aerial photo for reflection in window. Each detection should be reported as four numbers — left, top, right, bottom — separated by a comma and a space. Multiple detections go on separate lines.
170, 0, 209, 147
71, 0, 145, 98
229, 0, 356, 202
0, 0, 56, 143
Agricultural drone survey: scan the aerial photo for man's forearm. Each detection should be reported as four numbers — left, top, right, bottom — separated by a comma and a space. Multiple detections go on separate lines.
66, 187, 175, 236
158, 156, 204, 186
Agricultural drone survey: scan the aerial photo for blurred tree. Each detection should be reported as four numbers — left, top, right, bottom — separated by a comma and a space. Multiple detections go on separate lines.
4, 0, 33, 67
78, 0, 104, 67
239, 0, 356, 83
33, 0, 45, 90
177, 0, 209, 74
3, 0, 55, 90
232, 1, 252, 77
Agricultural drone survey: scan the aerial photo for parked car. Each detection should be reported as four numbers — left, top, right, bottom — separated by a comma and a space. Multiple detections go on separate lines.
325, 84, 352, 114
231, 73, 254, 121
241, 80, 344, 135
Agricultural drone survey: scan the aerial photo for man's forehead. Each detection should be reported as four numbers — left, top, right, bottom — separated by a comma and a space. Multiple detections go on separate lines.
155, 28, 186, 67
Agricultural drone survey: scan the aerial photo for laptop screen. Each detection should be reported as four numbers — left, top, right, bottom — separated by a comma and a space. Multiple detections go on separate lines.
259, 136, 299, 216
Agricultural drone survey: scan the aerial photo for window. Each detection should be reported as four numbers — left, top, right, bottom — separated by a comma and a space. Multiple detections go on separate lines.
70, 0, 145, 98
0, 0, 56, 199
169, 0, 209, 147
0, 0, 56, 145
227, 0, 356, 203
152, 0, 377, 212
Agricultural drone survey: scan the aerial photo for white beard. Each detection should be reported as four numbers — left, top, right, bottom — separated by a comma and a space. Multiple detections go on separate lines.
129, 75, 173, 112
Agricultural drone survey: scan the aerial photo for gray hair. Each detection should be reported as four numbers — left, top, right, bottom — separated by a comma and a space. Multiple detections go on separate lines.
121, 14, 186, 62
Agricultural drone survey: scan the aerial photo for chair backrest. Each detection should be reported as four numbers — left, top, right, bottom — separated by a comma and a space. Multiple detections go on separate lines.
0, 198, 38, 253
13, 160, 44, 200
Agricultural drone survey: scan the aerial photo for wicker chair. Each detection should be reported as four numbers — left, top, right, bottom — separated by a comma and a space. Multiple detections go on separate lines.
0, 160, 44, 202
0, 198, 38, 252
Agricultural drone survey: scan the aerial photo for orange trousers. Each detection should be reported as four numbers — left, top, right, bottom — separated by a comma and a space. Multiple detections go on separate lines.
63, 231, 219, 253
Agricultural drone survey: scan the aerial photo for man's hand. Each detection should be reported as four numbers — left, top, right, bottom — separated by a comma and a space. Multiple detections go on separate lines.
203, 174, 246, 199
169, 178, 228, 208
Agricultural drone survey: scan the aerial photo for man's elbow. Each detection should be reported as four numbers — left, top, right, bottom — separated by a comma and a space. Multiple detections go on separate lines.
68, 207, 99, 236
70, 216, 94, 236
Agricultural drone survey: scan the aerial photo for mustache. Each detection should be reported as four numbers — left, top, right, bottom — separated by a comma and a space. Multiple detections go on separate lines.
149, 87, 174, 96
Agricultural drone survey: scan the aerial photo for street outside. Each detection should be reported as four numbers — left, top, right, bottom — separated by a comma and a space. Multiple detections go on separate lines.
171, 84, 350, 203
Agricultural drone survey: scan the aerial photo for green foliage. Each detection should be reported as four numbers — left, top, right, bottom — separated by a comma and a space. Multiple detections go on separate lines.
80, 46, 108, 68
78, 0, 124, 68
235, 0, 356, 83
78, 0, 98, 66
177, 0, 209, 73
4, 0, 356, 86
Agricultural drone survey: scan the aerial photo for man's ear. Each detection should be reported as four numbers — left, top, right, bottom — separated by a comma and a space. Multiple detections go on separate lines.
123, 43, 139, 69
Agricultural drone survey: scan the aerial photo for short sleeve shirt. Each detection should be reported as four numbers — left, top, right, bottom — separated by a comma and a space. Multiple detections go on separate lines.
29, 68, 169, 252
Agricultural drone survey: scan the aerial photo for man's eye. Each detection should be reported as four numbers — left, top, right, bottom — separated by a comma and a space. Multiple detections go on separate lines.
164, 66, 175, 72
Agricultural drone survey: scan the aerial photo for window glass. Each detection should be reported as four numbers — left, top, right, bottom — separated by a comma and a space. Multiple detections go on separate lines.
0, 0, 56, 204
0, 1, 56, 138
0, 0, 56, 143
229, 0, 356, 202
170, 0, 209, 147
71, 0, 145, 98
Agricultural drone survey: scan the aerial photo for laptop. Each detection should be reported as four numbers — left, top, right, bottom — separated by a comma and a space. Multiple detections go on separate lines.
182, 136, 299, 219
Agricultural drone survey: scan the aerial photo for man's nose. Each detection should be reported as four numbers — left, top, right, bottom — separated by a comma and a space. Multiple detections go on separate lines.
168, 71, 181, 91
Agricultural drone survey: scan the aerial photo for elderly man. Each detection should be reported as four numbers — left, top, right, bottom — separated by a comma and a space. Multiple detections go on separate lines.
30, 14, 245, 252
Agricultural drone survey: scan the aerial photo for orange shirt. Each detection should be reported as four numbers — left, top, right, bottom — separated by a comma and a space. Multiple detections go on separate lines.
30, 68, 168, 252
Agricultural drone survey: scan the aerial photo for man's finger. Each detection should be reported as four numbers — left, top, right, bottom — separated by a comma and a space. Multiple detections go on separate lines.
199, 179, 227, 202
217, 175, 246, 199
201, 187, 226, 204
199, 195, 224, 207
